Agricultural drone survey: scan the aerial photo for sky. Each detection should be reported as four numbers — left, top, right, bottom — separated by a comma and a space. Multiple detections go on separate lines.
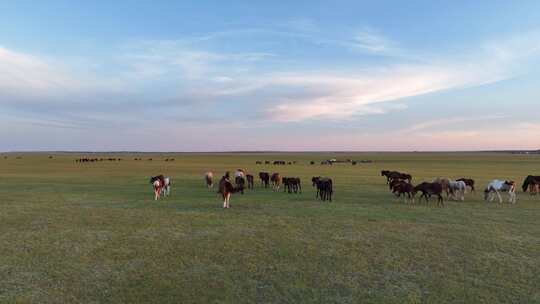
1, 1, 540, 151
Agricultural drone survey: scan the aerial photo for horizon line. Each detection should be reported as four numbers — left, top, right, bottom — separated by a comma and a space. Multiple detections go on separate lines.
2, 149, 539, 154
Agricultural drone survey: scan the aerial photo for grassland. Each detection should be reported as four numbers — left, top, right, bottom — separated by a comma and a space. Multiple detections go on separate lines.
0, 152, 539, 303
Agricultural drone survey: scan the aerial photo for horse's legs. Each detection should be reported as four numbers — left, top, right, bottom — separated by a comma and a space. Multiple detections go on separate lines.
509, 192, 516, 204
496, 190, 503, 203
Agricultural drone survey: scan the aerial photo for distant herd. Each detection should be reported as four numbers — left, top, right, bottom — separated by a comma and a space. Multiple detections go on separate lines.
2, 156, 537, 208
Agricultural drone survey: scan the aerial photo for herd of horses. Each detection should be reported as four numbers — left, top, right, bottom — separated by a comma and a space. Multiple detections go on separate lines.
382, 170, 540, 206
149, 168, 540, 209
151, 170, 333, 208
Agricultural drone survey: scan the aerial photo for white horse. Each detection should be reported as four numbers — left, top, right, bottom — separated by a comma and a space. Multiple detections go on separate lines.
160, 177, 171, 197
484, 180, 516, 204
234, 169, 246, 179
448, 180, 466, 201
205, 171, 214, 189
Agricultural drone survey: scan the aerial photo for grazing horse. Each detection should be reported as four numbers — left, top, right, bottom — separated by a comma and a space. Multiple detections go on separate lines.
259, 172, 270, 188
485, 180, 516, 204
521, 175, 540, 194
150, 175, 166, 200
271, 173, 281, 191
312, 177, 333, 201
456, 178, 475, 193
448, 180, 466, 201
218, 173, 243, 209
283, 177, 302, 194
205, 171, 214, 189
246, 174, 254, 189
413, 182, 444, 207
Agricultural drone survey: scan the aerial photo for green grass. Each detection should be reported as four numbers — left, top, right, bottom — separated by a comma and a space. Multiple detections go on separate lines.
0, 152, 539, 303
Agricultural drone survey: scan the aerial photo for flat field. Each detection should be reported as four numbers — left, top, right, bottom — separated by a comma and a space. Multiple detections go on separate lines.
0, 152, 539, 303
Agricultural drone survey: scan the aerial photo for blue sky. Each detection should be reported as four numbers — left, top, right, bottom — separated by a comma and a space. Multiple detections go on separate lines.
1, 1, 540, 151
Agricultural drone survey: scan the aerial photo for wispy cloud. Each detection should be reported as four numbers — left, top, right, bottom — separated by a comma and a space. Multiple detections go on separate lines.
352, 28, 396, 54
0, 47, 79, 93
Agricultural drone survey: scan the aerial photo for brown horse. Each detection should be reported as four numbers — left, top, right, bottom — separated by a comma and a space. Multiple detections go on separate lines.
413, 182, 444, 207
433, 177, 450, 196
392, 181, 415, 203
246, 174, 254, 189
312, 177, 333, 201
259, 172, 270, 188
271, 173, 281, 191
283, 177, 302, 194
204, 171, 214, 189
381, 170, 412, 183
522, 175, 540, 194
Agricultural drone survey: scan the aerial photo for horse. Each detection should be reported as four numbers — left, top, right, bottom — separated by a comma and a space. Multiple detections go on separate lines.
218, 173, 243, 209
381, 170, 412, 184
259, 172, 270, 188
246, 174, 254, 189
413, 182, 444, 207
283, 177, 301, 194
160, 177, 171, 197
235, 176, 246, 194
150, 175, 166, 200
271, 173, 281, 191
389, 178, 407, 191
521, 175, 540, 194
235, 169, 246, 179
391, 181, 415, 203
456, 178, 475, 193
433, 177, 450, 196
448, 180, 466, 201
484, 180, 516, 204
313, 177, 333, 201
205, 171, 214, 189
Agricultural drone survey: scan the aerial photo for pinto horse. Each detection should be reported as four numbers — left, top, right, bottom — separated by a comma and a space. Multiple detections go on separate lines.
150, 175, 166, 200
484, 180, 516, 204
218, 174, 244, 208
448, 180, 466, 201
456, 178, 475, 193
